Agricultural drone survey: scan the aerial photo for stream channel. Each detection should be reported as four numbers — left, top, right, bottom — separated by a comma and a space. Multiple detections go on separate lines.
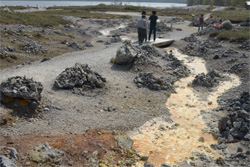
127, 48, 241, 166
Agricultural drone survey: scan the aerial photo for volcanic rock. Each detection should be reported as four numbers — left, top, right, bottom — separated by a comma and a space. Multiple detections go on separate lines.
0, 76, 43, 115
54, 63, 106, 90
191, 70, 221, 88
218, 92, 250, 141
0, 76, 43, 102
134, 73, 174, 91
239, 40, 250, 51
21, 42, 47, 54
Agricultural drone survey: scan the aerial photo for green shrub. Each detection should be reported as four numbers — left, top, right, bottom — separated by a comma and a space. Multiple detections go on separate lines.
110, 57, 116, 63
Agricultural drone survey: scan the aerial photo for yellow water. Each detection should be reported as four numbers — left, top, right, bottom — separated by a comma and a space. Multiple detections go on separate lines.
129, 48, 241, 166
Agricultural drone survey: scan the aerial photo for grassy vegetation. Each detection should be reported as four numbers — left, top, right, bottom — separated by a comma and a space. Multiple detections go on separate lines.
0, 12, 71, 27
212, 9, 249, 23
209, 27, 250, 42
48, 4, 209, 20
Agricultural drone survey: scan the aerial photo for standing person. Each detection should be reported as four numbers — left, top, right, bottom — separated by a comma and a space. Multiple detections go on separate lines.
215, 16, 220, 24
148, 11, 158, 42
209, 15, 214, 24
198, 14, 204, 32
142, 10, 148, 42
137, 15, 148, 45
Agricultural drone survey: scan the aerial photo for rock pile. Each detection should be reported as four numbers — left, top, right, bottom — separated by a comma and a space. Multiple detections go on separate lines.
157, 22, 172, 32
82, 41, 93, 47
218, 92, 250, 141
182, 34, 198, 42
229, 63, 248, 74
21, 42, 47, 54
0, 76, 43, 115
239, 40, 250, 51
54, 63, 106, 90
67, 42, 84, 50
134, 73, 174, 91
167, 59, 191, 79
191, 70, 222, 88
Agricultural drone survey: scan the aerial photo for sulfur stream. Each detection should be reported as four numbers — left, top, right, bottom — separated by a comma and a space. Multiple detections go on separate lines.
128, 48, 241, 166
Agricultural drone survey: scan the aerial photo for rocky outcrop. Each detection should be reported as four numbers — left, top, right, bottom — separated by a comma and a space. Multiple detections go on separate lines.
54, 63, 106, 90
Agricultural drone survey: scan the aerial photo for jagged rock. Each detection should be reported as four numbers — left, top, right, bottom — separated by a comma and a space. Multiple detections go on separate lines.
0, 156, 16, 167
115, 40, 138, 65
222, 20, 233, 30
54, 63, 106, 90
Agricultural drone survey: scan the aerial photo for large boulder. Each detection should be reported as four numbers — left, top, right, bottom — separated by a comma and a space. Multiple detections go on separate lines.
222, 20, 232, 30
115, 40, 138, 65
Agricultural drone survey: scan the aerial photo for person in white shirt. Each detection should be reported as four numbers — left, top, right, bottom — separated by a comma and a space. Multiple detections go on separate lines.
137, 15, 148, 45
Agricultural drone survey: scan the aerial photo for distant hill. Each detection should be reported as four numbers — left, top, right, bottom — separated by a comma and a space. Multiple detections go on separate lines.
2, 0, 187, 3
187, 0, 246, 7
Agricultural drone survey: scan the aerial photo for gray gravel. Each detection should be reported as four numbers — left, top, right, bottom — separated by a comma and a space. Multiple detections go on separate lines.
0, 43, 169, 136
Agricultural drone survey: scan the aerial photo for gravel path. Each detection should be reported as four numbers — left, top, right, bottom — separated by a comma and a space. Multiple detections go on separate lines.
0, 20, 195, 137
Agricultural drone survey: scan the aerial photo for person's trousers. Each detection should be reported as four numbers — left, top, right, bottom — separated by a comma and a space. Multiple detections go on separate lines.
138, 27, 146, 45
198, 23, 204, 31
149, 26, 157, 41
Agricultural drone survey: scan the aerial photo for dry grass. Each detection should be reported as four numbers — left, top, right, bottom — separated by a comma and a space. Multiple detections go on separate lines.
0, 12, 71, 28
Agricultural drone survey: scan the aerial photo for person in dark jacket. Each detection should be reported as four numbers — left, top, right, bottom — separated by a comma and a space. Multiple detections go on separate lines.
198, 14, 204, 32
148, 11, 158, 41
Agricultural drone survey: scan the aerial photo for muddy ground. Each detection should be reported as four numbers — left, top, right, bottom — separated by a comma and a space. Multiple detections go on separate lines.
0, 10, 249, 167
